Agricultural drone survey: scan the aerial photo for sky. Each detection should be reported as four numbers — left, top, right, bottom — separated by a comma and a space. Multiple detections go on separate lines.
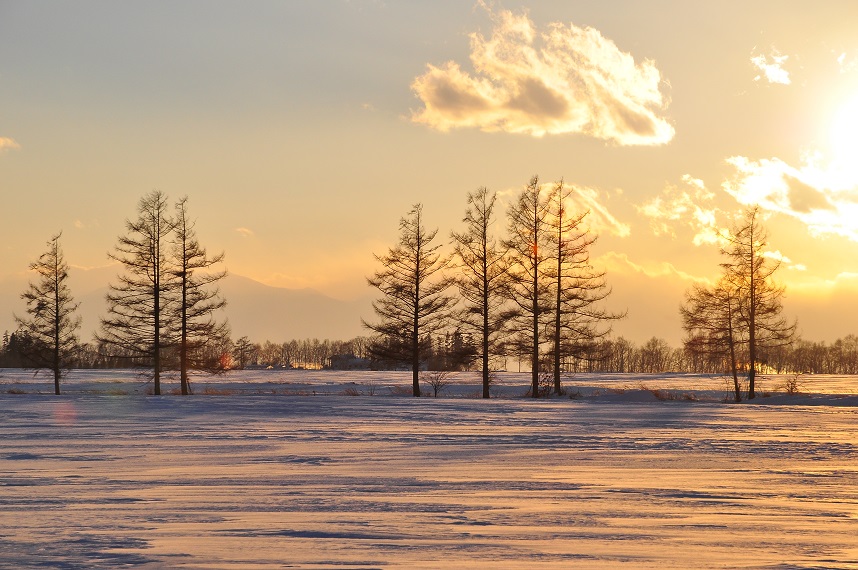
4, 1, 858, 345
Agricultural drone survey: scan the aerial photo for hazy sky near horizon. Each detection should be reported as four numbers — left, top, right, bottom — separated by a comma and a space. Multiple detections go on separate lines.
4, 1, 858, 343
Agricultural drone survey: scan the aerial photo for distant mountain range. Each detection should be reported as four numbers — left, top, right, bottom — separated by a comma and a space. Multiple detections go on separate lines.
0, 268, 372, 343
2, 264, 851, 347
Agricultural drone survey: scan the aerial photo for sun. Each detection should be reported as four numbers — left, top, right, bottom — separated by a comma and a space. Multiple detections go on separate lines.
830, 97, 858, 159
827, 96, 858, 186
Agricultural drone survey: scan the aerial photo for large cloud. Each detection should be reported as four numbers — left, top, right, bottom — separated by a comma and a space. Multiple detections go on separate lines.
411, 8, 674, 145
723, 154, 858, 241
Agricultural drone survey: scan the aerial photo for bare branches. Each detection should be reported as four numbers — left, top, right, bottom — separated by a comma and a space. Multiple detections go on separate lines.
14, 233, 81, 394
172, 196, 229, 394
364, 204, 455, 396
682, 206, 797, 400
98, 191, 227, 395
504, 176, 554, 398
546, 179, 624, 394
450, 186, 510, 398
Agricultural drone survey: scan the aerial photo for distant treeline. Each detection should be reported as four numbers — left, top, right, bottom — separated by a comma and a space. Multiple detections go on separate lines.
4, 330, 856, 376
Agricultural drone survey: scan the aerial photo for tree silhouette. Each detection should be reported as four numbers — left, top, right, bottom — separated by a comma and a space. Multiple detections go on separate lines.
546, 180, 623, 394
98, 190, 175, 395
504, 176, 553, 398
15, 232, 81, 394
172, 197, 229, 395
364, 204, 454, 396
450, 187, 510, 398
721, 207, 796, 399
681, 277, 744, 401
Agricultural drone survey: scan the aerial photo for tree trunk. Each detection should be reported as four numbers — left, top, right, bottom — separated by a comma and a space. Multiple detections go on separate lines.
53, 269, 61, 395
482, 263, 490, 399
748, 247, 757, 400
531, 278, 539, 398
180, 268, 189, 396
153, 283, 161, 396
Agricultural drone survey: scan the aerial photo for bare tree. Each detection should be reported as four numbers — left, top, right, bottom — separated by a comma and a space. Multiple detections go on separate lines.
232, 336, 255, 369
98, 190, 175, 395
172, 197, 229, 395
681, 277, 744, 401
721, 207, 796, 399
15, 232, 81, 394
450, 186, 510, 398
363, 204, 454, 396
421, 369, 453, 398
546, 180, 623, 394
504, 176, 553, 398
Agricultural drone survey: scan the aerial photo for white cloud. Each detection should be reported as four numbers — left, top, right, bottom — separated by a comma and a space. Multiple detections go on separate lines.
751, 48, 791, 85
411, 7, 674, 145
723, 153, 858, 241
235, 227, 255, 238
0, 137, 21, 152
762, 250, 791, 263
837, 51, 858, 74
637, 174, 724, 245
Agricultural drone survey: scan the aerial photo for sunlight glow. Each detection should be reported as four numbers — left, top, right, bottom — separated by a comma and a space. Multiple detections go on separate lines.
829, 96, 858, 186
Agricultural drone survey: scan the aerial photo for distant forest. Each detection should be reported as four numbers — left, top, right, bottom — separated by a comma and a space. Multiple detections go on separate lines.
3, 330, 858, 377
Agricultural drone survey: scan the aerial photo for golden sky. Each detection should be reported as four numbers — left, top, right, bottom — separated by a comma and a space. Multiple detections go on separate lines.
3, 1, 858, 344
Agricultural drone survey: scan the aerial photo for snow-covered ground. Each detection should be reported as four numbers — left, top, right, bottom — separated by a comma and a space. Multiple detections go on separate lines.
1, 369, 857, 568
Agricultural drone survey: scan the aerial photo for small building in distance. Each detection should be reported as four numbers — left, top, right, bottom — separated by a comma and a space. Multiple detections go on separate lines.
327, 354, 372, 370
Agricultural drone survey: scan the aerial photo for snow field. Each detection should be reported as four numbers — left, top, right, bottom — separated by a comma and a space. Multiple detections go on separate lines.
1, 370, 857, 568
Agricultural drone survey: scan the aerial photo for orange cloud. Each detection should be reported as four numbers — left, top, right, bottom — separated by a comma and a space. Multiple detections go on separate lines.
411, 8, 674, 145
0, 137, 20, 152
637, 174, 724, 245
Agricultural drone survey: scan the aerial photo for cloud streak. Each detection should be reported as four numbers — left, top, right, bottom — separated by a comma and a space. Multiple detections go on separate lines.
570, 186, 631, 238
598, 251, 707, 283
411, 8, 674, 145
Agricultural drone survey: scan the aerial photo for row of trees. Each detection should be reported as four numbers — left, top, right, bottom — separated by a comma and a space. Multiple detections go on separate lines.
4, 189, 800, 401
11, 191, 228, 395
363, 176, 623, 398
361, 195, 799, 400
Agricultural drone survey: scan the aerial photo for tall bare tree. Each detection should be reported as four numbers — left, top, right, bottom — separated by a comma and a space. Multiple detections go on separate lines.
451, 187, 509, 398
15, 232, 81, 395
363, 204, 454, 396
546, 181, 623, 394
172, 197, 229, 395
721, 207, 796, 398
98, 190, 175, 395
504, 176, 553, 398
